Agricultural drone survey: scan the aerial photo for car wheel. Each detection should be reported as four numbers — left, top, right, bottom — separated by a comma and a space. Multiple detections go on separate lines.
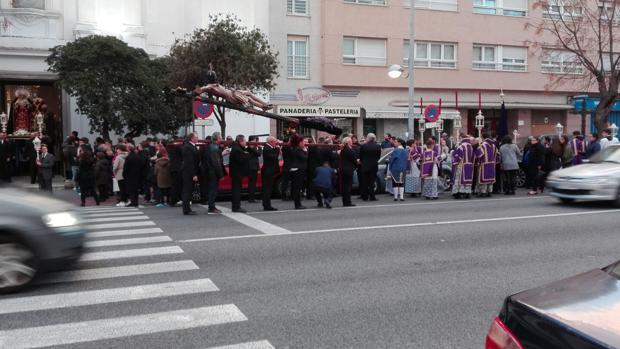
0, 237, 37, 294
559, 198, 575, 204
516, 169, 527, 188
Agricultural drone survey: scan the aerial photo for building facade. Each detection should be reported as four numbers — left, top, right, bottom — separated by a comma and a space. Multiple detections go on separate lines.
0, 0, 270, 146
268, 0, 589, 141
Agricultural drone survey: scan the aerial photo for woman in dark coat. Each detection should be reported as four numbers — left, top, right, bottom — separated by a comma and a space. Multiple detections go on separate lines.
94, 152, 111, 202
78, 149, 100, 206
527, 137, 545, 195
123, 145, 143, 207
289, 134, 308, 209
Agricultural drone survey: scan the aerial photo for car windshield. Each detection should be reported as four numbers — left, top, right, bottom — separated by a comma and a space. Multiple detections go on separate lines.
589, 146, 620, 164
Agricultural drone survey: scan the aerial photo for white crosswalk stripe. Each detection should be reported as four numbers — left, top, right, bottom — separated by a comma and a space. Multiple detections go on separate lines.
206, 340, 276, 349
79, 207, 139, 213
0, 279, 219, 315
81, 211, 148, 218
88, 227, 164, 238
84, 236, 173, 248
82, 215, 150, 223
80, 246, 184, 261
87, 220, 156, 230
0, 304, 248, 349
35, 260, 199, 284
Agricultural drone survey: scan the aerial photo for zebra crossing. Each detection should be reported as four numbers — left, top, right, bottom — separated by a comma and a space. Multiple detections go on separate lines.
0, 205, 275, 349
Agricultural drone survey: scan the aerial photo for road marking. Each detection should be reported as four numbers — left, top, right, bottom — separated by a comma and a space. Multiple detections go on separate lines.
88, 227, 164, 238
206, 340, 275, 349
82, 215, 150, 223
84, 236, 173, 248
78, 207, 139, 213
80, 246, 184, 261
207, 206, 292, 235
35, 260, 199, 284
0, 279, 219, 315
0, 304, 247, 349
179, 209, 620, 243
81, 211, 146, 218
250, 195, 550, 215
87, 221, 155, 230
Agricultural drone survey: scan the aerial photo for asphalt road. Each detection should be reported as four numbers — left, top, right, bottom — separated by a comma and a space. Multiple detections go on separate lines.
1, 190, 619, 348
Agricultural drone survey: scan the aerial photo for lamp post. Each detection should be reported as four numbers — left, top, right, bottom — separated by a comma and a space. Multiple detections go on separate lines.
418, 116, 425, 141
555, 122, 564, 137
611, 123, 619, 138
0, 112, 7, 133
513, 129, 519, 144
35, 112, 44, 135
437, 117, 444, 134
475, 110, 485, 140
454, 113, 462, 144
32, 136, 41, 161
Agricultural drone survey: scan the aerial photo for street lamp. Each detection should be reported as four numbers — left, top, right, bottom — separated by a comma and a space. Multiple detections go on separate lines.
555, 122, 564, 137
418, 117, 425, 141
388, 64, 406, 79
475, 110, 485, 140
513, 129, 519, 143
35, 112, 44, 135
454, 113, 462, 143
437, 118, 444, 134
611, 123, 619, 138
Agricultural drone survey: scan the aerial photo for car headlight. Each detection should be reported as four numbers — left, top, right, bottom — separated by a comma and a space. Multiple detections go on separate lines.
43, 212, 79, 228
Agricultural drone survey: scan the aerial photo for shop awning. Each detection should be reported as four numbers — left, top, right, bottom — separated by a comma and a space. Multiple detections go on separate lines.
365, 110, 462, 119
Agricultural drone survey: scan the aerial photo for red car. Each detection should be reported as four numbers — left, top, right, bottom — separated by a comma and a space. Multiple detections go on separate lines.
217, 152, 285, 197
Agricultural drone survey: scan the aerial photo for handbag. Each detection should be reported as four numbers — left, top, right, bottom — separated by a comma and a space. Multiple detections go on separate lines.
112, 178, 119, 192
192, 182, 202, 203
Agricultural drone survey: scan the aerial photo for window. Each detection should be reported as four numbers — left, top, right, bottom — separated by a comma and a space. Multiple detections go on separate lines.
287, 0, 308, 15
404, 40, 457, 68
473, 45, 527, 71
599, 1, 620, 22
344, 0, 386, 5
602, 53, 620, 72
541, 49, 583, 74
402, 0, 458, 12
11, 0, 45, 9
288, 37, 309, 78
342, 37, 387, 66
543, 1, 583, 19
473, 0, 527, 16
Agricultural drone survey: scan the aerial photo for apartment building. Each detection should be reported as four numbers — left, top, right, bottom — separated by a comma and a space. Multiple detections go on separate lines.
270, 0, 588, 140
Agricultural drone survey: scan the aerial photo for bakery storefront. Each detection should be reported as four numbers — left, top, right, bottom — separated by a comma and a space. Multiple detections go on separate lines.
276, 105, 362, 139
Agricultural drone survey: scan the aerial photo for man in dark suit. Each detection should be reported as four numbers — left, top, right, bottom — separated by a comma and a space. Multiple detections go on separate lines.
339, 137, 359, 207
26, 132, 40, 184
37, 144, 55, 191
0, 133, 14, 183
359, 133, 382, 201
229, 135, 249, 213
203, 132, 226, 214
246, 135, 261, 203
168, 137, 183, 206
123, 144, 143, 207
181, 133, 200, 215
261, 136, 280, 211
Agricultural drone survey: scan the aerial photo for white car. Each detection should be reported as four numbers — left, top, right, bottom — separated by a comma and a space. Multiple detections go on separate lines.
547, 144, 620, 206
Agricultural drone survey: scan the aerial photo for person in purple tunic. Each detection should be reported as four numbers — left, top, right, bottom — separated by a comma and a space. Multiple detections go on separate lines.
452, 135, 475, 199
406, 138, 423, 197
475, 133, 499, 198
421, 139, 446, 200
570, 131, 586, 166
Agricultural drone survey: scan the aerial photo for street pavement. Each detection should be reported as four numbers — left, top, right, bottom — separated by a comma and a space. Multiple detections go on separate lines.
1, 190, 619, 348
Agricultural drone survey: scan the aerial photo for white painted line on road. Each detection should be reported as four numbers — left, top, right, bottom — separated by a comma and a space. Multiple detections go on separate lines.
206, 340, 275, 349
82, 215, 150, 223
88, 227, 164, 238
179, 209, 620, 243
250, 195, 550, 215
206, 205, 292, 235
35, 260, 199, 284
0, 304, 247, 349
0, 279, 218, 315
80, 246, 184, 261
81, 211, 146, 218
78, 207, 139, 213
87, 221, 155, 230
84, 236, 172, 248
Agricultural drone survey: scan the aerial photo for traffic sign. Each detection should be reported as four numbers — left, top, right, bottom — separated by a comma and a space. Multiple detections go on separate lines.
193, 101, 214, 119
424, 104, 441, 123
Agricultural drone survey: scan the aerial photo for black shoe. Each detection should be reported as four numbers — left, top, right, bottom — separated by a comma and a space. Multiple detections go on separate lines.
232, 208, 247, 213
325, 204, 332, 209
453, 193, 462, 200
295, 206, 307, 210
248, 199, 256, 203
263, 207, 278, 211
184, 211, 197, 216
317, 203, 324, 208
425, 197, 431, 200
343, 203, 356, 207
465, 194, 471, 199
369, 198, 378, 201
208, 208, 222, 214
394, 198, 398, 201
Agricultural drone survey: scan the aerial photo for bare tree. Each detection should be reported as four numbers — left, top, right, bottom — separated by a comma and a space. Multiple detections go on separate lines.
529, 0, 620, 133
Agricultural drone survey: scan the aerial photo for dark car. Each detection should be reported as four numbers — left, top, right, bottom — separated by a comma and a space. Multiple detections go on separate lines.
0, 188, 86, 293
486, 259, 620, 349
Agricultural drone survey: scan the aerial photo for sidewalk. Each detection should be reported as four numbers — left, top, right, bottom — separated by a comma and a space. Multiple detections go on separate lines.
10, 176, 70, 191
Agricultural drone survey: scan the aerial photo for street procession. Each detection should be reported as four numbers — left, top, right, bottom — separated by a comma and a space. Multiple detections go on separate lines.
1, 1, 620, 348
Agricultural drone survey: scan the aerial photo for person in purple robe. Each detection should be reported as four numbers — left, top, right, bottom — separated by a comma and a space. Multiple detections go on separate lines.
406, 137, 422, 197
570, 131, 586, 166
421, 139, 445, 200
452, 135, 475, 199
475, 133, 499, 198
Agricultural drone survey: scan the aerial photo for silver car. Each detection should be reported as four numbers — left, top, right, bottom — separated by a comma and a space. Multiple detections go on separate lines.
0, 188, 86, 293
547, 144, 620, 206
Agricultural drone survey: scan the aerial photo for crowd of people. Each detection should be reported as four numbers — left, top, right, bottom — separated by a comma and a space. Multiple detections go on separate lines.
1, 125, 618, 212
